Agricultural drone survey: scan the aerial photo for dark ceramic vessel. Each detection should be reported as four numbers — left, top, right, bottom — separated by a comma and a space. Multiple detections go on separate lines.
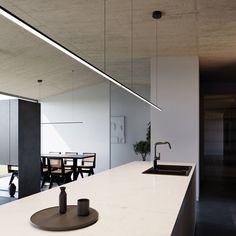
59, 187, 67, 214
77, 198, 90, 216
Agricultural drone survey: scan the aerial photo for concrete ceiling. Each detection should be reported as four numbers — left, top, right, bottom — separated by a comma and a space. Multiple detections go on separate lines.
0, 0, 235, 99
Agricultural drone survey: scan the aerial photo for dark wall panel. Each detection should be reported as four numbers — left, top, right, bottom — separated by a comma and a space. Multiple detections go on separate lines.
18, 100, 40, 198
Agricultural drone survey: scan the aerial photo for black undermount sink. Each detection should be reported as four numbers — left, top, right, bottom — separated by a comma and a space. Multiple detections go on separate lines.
142, 165, 192, 176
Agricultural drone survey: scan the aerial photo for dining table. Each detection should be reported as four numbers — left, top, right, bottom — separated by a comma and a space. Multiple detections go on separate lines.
41, 153, 94, 181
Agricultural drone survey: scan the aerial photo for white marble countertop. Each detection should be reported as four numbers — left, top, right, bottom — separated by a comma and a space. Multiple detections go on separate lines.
0, 161, 195, 236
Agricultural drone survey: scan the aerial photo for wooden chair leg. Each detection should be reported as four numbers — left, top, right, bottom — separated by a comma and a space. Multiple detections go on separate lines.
63, 176, 68, 184
74, 172, 79, 180
68, 175, 72, 182
41, 176, 46, 188
88, 168, 94, 176
80, 172, 84, 178
49, 178, 53, 189
9, 173, 15, 185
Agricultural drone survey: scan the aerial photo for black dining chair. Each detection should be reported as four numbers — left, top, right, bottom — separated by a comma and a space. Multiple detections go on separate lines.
77, 153, 96, 178
40, 158, 49, 189
42, 152, 61, 166
8, 165, 18, 185
64, 152, 78, 170
47, 157, 73, 189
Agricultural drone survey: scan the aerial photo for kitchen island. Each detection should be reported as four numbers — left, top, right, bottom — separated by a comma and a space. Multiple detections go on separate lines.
0, 161, 196, 236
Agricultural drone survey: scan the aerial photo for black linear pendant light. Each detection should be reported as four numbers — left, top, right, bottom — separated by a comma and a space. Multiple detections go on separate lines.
0, 6, 161, 111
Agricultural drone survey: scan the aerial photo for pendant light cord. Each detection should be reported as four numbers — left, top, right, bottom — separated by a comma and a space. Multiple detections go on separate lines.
104, 0, 112, 169
37, 79, 42, 101
193, 0, 199, 56
71, 69, 74, 120
104, 0, 107, 73
155, 20, 159, 105
38, 82, 41, 100
152, 10, 162, 107
131, 0, 134, 89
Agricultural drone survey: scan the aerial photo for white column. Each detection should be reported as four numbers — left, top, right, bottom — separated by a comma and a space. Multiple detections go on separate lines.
150, 56, 199, 199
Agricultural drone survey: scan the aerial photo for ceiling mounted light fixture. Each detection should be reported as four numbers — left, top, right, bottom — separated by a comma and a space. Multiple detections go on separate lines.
37, 79, 43, 101
152, 10, 162, 107
0, 6, 161, 111
152, 10, 162, 20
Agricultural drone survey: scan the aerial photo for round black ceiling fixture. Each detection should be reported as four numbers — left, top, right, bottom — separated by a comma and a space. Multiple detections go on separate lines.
152, 11, 162, 20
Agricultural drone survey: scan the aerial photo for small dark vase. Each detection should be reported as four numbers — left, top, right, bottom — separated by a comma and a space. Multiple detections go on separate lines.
59, 187, 67, 214
9, 183, 16, 197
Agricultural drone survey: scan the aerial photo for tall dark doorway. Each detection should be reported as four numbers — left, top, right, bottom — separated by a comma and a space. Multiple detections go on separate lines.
203, 95, 236, 180
196, 65, 236, 235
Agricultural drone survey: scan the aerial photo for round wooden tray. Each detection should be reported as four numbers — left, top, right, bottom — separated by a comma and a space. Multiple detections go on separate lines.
30, 205, 98, 231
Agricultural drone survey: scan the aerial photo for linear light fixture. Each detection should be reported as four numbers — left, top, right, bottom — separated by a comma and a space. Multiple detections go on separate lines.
0, 91, 38, 103
41, 121, 83, 125
0, 6, 161, 111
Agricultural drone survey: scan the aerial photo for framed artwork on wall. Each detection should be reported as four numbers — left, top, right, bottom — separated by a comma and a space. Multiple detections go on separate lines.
111, 116, 125, 144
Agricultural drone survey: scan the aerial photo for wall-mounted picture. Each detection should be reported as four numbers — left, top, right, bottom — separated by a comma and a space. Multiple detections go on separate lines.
111, 116, 125, 144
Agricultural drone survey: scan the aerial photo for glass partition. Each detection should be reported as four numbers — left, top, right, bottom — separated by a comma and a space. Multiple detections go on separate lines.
110, 83, 150, 168
0, 1, 154, 104
0, 9, 110, 200
0, 1, 198, 201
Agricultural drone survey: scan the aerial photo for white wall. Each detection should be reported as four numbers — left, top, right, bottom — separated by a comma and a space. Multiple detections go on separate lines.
111, 85, 150, 168
41, 82, 110, 173
204, 112, 224, 156
151, 56, 199, 198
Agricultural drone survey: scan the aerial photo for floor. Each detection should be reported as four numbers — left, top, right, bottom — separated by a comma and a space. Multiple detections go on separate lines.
195, 155, 236, 235
0, 194, 17, 205
0, 173, 82, 205
0, 174, 18, 205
